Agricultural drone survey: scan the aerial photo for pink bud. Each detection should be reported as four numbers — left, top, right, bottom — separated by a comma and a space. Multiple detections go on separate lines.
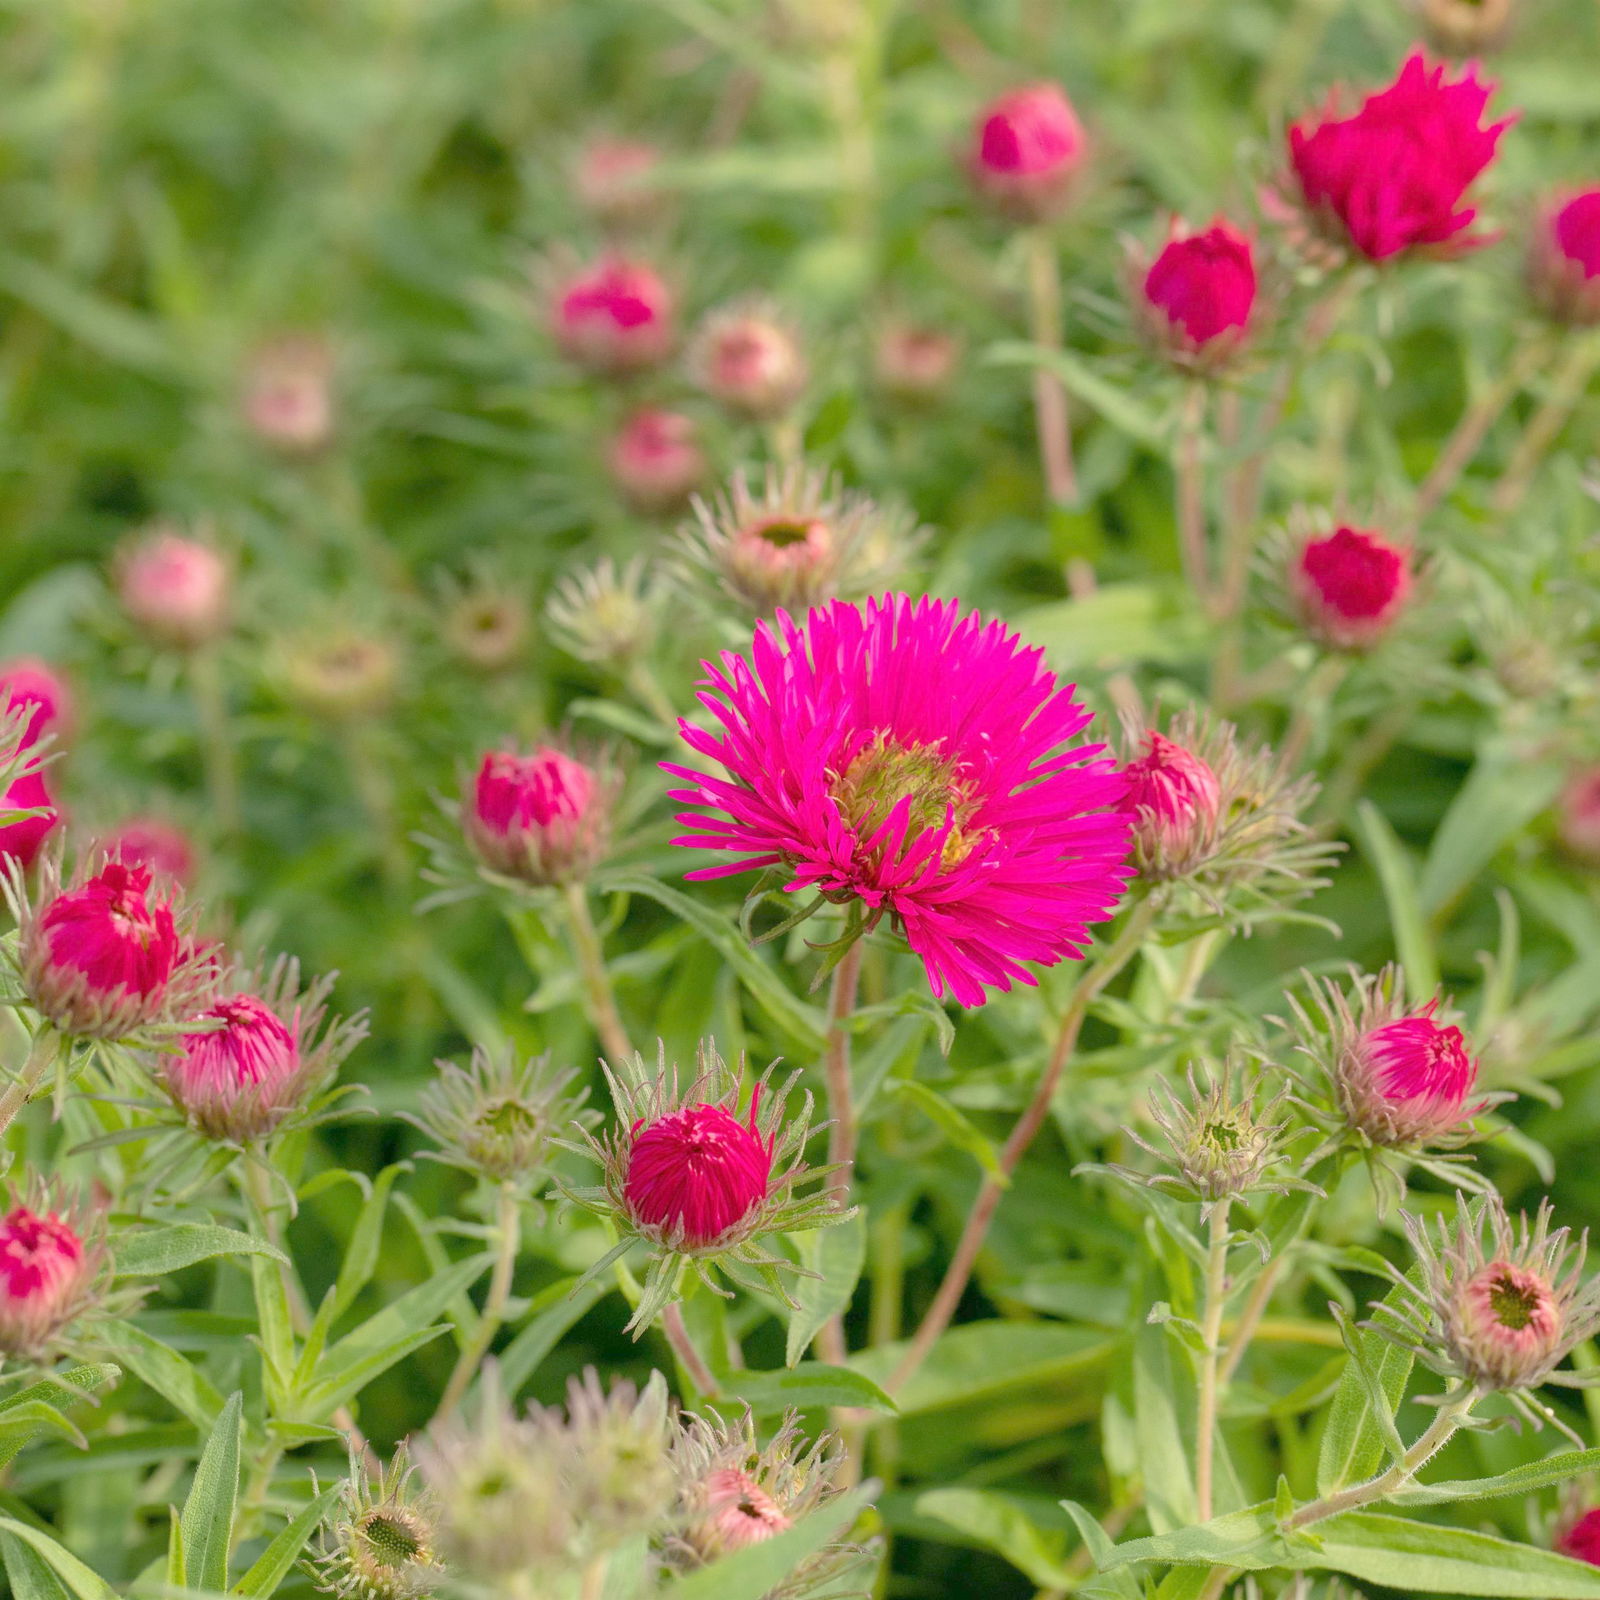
873, 323, 961, 402
691, 307, 807, 421
1355, 1005, 1478, 1144
607, 410, 706, 514
552, 257, 675, 374
968, 83, 1088, 222
1293, 524, 1413, 650
1, 771, 60, 868
1118, 732, 1221, 869
25, 862, 181, 1037
1559, 768, 1600, 863
696, 1468, 792, 1553
0, 1202, 94, 1357
116, 532, 230, 650
572, 139, 664, 228
1530, 189, 1600, 326
624, 1101, 773, 1247
169, 994, 301, 1142
1560, 1508, 1600, 1567
1140, 219, 1258, 368
465, 747, 611, 886
0, 657, 73, 750
242, 335, 335, 453
1456, 1258, 1562, 1387
102, 818, 198, 886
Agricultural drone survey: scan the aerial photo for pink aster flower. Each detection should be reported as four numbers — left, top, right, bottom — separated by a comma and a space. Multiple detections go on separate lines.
115, 529, 230, 650
1530, 188, 1600, 326
608, 409, 706, 514
463, 745, 614, 887
0, 771, 60, 868
102, 817, 197, 886
690, 302, 808, 421
665, 594, 1131, 1007
571, 138, 664, 229
624, 1100, 774, 1248
1118, 731, 1221, 869
968, 83, 1088, 222
1293, 524, 1413, 650
0, 1190, 100, 1359
696, 1469, 792, 1552
1287, 51, 1513, 262
1559, 767, 1600, 863
0, 657, 73, 750
550, 256, 675, 374
242, 334, 335, 454
873, 322, 962, 403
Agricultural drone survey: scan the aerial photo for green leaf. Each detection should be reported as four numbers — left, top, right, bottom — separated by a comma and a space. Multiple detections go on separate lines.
113, 1225, 288, 1279
96, 1321, 226, 1432
1354, 801, 1438, 995
594, 873, 826, 1051
233, 1485, 342, 1597
913, 1489, 1077, 1587
984, 341, 1166, 446
1, 1531, 76, 1600
330, 1163, 409, 1320
888, 1079, 1005, 1179
0, 251, 176, 377
655, 1485, 871, 1600
0, 1404, 89, 1465
0, 1365, 119, 1468
181, 1390, 241, 1592
0, 1520, 116, 1600
722, 1363, 896, 1416
786, 1211, 866, 1368
1315, 1280, 1416, 1496
1133, 1319, 1196, 1532
1390, 1447, 1600, 1506
300, 1254, 489, 1417
496, 1275, 613, 1397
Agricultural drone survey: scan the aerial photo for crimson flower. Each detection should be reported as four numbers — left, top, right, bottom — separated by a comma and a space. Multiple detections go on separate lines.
1530, 189, 1600, 325
550, 256, 674, 373
967, 83, 1088, 222
1140, 218, 1258, 366
1293, 524, 1413, 650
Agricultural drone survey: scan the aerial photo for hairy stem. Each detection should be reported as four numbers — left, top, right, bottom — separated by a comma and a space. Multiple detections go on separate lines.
1195, 1202, 1232, 1523
1279, 655, 1348, 770
578, 1556, 611, 1600
436, 1182, 522, 1421
817, 941, 865, 1365
887, 897, 1159, 1394
1025, 227, 1077, 507
188, 644, 241, 840
0, 1025, 60, 1139
662, 1302, 718, 1397
1176, 382, 1211, 608
561, 881, 633, 1064
1218, 1258, 1280, 1385
1490, 333, 1600, 515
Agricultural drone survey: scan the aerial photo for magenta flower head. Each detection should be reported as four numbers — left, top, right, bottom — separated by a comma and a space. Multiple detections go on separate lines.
13, 855, 215, 1040
115, 528, 230, 651
242, 333, 335, 454
0, 770, 60, 869
1137, 217, 1258, 371
1291, 967, 1487, 1157
872, 322, 962, 403
463, 744, 615, 888
0, 657, 73, 750
689, 301, 809, 421
1558, 767, 1600, 864
680, 469, 924, 618
0, 1185, 102, 1360
1118, 730, 1221, 873
607, 409, 706, 515
1292, 523, 1414, 651
102, 817, 198, 886
569, 1042, 844, 1333
1373, 1195, 1600, 1423
570, 137, 664, 229
1529, 189, 1600, 326
1561, 1508, 1600, 1567
666, 594, 1131, 1006
967, 83, 1088, 222
550, 255, 675, 374
163, 958, 366, 1144
1287, 51, 1512, 263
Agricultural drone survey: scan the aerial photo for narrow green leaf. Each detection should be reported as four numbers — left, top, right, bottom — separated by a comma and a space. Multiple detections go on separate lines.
722, 1362, 896, 1415
96, 1321, 226, 1431
786, 1212, 866, 1367
984, 341, 1166, 445
1391, 1447, 1600, 1506
0, 1519, 117, 1600
181, 1390, 242, 1592
888, 1079, 1005, 1180
1, 1530, 75, 1600
112, 1225, 287, 1279
496, 1275, 612, 1397
913, 1489, 1076, 1587
1315, 1276, 1417, 1496
1354, 801, 1438, 995
233, 1485, 342, 1597
330, 1163, 408, 1320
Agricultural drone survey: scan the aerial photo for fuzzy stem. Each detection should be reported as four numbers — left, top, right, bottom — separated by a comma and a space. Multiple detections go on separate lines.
0, 1025, 60, 1139
188, 644, 241, 840
624, 662, 680, 731
1282, 1386, 1477, 1531
1409, 332, 1553, 528
561, 881, 633, 1064
1490, 333, 1600, 515
1279, 655, 1349, 770
1218, 1258, 1280, 1385
886, 897, 1159, 1395
1195, 1202, 1232, 1523
1176, 382, 1211, 608
1024, 227, 1077, 507
817, 940, 865, 1365
436, 1182, 522, 1422
578, 1557, 610, 1600
662, 1302, 718, 1398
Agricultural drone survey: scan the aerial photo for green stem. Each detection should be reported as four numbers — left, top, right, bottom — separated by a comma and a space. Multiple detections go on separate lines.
625, 661, 681, 731
1490, 333, 1600, 515
817, 940, 865, 1366
0, 1026, 60, 1139
561, 881, 632, 1064
578, 1557, 610, 1600
1195, 1202, 1231, 1523
188, 645, 241, 840
1024, 227, 1076, 507
436, 1182, 522, 1422
886, 897, 1160, 1395
1218, 1258, 1280, 1386
1176, 382, 1211, 608
1279, 655, 1349, 770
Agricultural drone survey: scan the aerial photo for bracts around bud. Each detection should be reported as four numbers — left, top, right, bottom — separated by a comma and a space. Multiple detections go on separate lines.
310, 1446, 444, 1600
0, 1181, 107, 1365
564, 1040, 850, 1334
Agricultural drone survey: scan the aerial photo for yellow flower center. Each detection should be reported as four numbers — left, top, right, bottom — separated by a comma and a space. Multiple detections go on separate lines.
830, 733, 983, 869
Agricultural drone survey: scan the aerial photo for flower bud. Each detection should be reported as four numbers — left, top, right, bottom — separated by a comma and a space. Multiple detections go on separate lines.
546, 557, 661, 671
1, 771, 60, 868
1559, 1507, 1600, 1566
115, 529, 230, 650
463, 746, 613, 887
872, 323, 961, 403
689, 1469, 792, 1556
625, 1101, 774, 1247
101, 817, 197, 886
281, 632, 400, 721
242, 334, 335, 453
0, 1192, 99, 1359
607, 409, 706, 514
313, 1447, 443, 1600
571, 138, 664, 229
22, 861, 188, 1038
0, 657, 73, 750
1558, 768, 1600, 863
550, 256, 675, 374
1292, 524, 1413, 651
1118, 731, 1221, 876
967, 83, 1088, 222
1138, 218, 1258, 370
560, 1369, 674, 1542
440, 583, 529, 674
690, 303, 808, 421
1529, 189, 1600, 327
